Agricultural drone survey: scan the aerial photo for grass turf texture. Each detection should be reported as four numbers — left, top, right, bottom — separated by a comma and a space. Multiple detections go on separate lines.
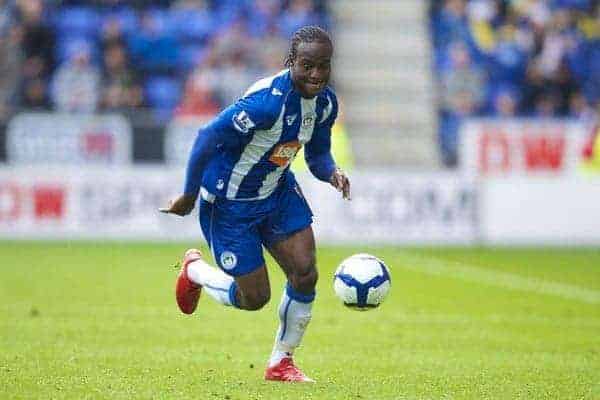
1, 242, 599, 399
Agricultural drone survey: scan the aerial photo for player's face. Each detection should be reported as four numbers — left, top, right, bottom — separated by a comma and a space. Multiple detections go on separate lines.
290, 41, 332, 98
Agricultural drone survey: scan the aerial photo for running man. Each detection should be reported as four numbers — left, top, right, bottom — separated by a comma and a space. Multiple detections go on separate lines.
160, 26, 350, 382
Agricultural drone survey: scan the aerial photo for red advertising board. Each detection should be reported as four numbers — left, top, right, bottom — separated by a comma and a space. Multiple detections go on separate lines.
461, 119, 590, 176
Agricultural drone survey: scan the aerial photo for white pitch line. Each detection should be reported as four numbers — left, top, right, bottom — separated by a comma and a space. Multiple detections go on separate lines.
397, 253, 600, 305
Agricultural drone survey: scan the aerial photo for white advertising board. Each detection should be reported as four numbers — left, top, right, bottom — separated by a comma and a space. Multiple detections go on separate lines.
480, 177, 600, 245
0, 168, 478, 244
164, 117, 210, 165
6, 113, 132, 165
299, 172, 478, 244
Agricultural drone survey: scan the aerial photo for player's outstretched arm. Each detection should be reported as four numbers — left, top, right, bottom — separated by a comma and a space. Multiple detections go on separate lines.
159, 194, 196, 216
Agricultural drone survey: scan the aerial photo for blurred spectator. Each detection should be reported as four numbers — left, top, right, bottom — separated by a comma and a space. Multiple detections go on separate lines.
22, 77, 50, 109
18, 0, 54, 81
258, 27, 288, 73
0, 0, 14, 35
247, 0, 282, 38
492, 86, 520, 117
534, 91, 561, 117
279, 0, 322, 38
570, 91, 597, 122
175, 67, 219, 117
17, 0, 55, 112
101, 16, 127, 49
100, 42, 143, 111
209, 22, 262, 105
438, 41, 486, 166
441, 41, 486, 111
0, 23, 22, 117
432, 0, 470, 51
50, 44, 101, 113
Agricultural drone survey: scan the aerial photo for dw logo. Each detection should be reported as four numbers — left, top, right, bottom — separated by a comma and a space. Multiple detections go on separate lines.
220, 251, 238, 270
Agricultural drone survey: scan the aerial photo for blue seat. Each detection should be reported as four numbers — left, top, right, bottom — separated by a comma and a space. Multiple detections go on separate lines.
55, 36, 99, 65
142, 8, 176, 36
54, 7, 101, 39
144, 76, 182, 117
171, 9, 215, 42
178, 44, 207, 72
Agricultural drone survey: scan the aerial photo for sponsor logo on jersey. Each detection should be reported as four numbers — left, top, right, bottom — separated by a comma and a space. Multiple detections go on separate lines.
216, 179, 225, 190
286, 114, 297, 126
220, 251, 237, 270
302, 113, 315, 128
269, 141, 301, 167
232, 111, 256, 134
272, 88, 283, 96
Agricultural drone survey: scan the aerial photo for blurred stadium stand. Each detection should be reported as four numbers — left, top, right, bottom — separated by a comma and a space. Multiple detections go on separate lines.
0, 0, 598, 169
429, 0, 600, 167
0, 0, 331, 158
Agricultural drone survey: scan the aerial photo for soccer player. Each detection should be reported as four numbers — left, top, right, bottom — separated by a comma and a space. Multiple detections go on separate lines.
160, 26, 350, 382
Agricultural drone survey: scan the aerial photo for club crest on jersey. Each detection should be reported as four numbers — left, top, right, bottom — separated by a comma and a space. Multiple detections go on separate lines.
269, 141, 301, 167
302, 113, 315, 128
232, 110, 255, 134
220, 251, 237, 270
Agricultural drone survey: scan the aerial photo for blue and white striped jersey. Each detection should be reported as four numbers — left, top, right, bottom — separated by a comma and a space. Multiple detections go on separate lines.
186, 69, 338, 201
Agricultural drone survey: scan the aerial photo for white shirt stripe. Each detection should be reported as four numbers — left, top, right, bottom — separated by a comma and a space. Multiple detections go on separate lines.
226, 105, 286, 200
256, 97, 317, 198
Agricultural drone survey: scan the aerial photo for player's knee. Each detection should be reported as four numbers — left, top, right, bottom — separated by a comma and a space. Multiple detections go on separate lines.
292, 266, 318, 294
241, 289, 271, 311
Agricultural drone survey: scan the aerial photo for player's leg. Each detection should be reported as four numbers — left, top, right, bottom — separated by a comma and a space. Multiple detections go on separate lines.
261, 180, 317, 382
266, 226, 317, 366
178, 251, 271, 311
176, 198, 271, 313
232, 266, 270, 310
177, 248, 237, 313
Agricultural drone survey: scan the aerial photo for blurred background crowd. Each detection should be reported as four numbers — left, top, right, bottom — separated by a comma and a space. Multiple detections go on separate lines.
0, 0, 598, 167
0, 0, 330, 121
430, 0, 600, 166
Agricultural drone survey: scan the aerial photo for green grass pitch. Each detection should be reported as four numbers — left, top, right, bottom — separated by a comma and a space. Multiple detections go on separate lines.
1, 242, 599, 399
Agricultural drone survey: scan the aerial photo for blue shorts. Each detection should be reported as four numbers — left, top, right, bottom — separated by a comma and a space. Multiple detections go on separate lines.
199, 177, 313, 276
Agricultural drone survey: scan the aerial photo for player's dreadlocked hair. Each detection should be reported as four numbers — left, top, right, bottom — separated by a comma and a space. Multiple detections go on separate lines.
284, 26, 332, 68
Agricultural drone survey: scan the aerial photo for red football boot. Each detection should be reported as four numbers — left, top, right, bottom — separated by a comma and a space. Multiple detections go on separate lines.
175, 249, 203, 314
264, 358, 315, 383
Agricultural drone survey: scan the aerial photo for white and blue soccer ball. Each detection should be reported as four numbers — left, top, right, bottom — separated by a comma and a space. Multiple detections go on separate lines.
333, 253, 391, 310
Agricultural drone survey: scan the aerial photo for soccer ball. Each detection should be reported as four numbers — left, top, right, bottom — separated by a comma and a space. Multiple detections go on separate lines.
333, 253, 391, 310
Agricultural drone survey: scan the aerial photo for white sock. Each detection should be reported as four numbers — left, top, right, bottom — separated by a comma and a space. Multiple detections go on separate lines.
187, 259, 237, 307
269, 283, 315, 367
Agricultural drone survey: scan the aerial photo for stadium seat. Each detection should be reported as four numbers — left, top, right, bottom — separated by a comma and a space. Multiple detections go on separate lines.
171, 9, 215, 42
54, 7, 101, 39
177, 44, 208, 72
55, 37, 99, 65
144, 76, 182, 118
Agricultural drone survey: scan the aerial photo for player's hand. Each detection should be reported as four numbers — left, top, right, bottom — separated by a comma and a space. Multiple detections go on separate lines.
159, 194, 196, 216
330, 167, 351, 200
